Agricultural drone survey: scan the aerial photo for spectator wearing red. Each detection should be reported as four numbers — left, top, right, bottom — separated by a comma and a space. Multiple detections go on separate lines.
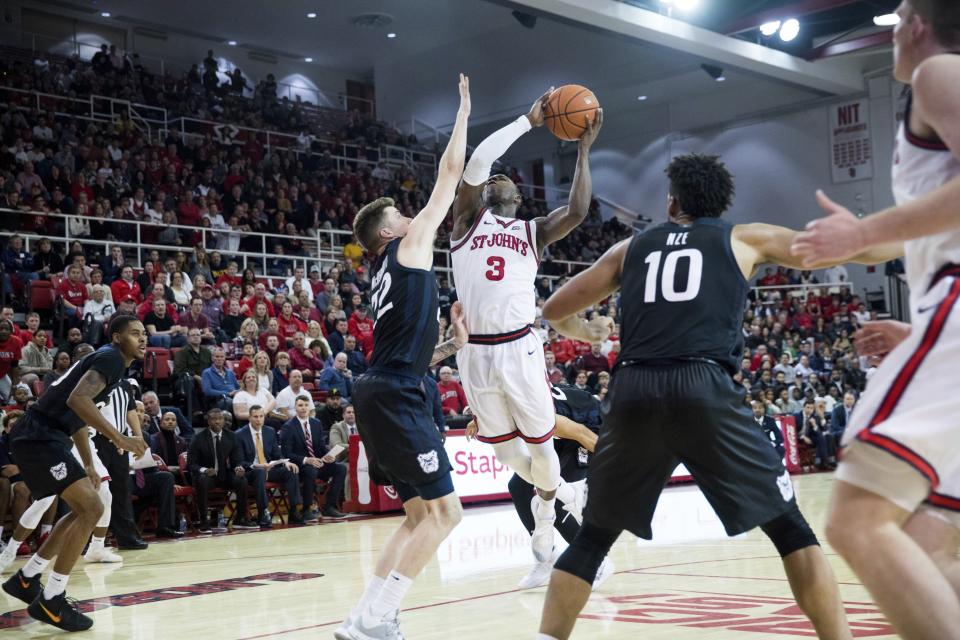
258, 318, 284, 350
0, 320, 23, 402
57, 264, 88, 319
215, 262, 242, 290
0, 308, 32, 346
261, 334, 281, 367
277, 302, 308, 344
288, 332, 324, 380
69, 173, 94, 202
576, 344, 610, 376
178, 196, 202, 227
547, 329, 576, 365
544, 351, 565, 386
606, 341, 620, 370
180, 298, 215, 342
243, 283, 275, 317
110, 265, 142, 304
347, 305, 374, 355
437, 367, 468, 416
235, 342, 257, 379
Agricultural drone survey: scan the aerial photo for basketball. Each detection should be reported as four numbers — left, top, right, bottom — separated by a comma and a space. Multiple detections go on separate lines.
544, 84, 600, 141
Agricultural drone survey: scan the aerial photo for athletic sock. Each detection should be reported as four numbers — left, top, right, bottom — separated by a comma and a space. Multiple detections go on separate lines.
40, 525, 52, 536
555, 479, 575, 506
355, 575, 385, 615
21, 554, 50, 579
535, 495, 556, 520
43, 571, 68, 599
0, 538, 17, 563
536, 634, 560, 640
368, 571, 412, 618
88, 536, 105, 552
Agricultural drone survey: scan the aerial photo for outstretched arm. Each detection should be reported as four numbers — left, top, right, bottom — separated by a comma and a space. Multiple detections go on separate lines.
451, 89, 552, 240
543, 239, 628, 343
535, 109, 603, 250
397, 75, 471, 270
554, 415, 598, 452
430, 301, 467, 366
791, 56, 960, 265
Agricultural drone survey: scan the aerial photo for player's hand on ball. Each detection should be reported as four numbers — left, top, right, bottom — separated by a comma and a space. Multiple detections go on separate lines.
465, 419, 478, 441
587, 315, 615, 344
458, 73, 470, 116
526, 88, 554, 128
450, 301, 468, 347
86, 465, 101, 490
853, 320, 911, 358
790, 190, 867, 267
579, 108, 603, 149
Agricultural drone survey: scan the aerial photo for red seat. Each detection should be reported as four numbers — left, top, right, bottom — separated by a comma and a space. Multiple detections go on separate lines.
31, 380, 44, 398
28, 280, 55, 312
143, 348, 172, 382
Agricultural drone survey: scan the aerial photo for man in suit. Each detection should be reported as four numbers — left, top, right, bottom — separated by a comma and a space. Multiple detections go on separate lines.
236, 405, 305, 527
149, 411, 188, 468
186, 409, 257, 533
280, 396, 347, 520
830, 392, 856, 440
752, 400, 785, 460
794, 399, 832, 470
142, 391, 195, 442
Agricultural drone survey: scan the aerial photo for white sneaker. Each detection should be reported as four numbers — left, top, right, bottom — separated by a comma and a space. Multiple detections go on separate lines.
346, 611, 403, 640
83, 547, 123, 563
561, 479, 587, 525
517, 560, 553, 590
530, 496, 556, 563
592, 558, 614, 591
333, 611, 359, 640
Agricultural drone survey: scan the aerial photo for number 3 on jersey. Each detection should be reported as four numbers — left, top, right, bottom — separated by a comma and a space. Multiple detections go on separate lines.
485, 256, 505, 281
643, 249, 703, 302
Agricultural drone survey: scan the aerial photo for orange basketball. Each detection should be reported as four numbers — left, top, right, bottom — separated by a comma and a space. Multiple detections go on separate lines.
544, 84, 600, 141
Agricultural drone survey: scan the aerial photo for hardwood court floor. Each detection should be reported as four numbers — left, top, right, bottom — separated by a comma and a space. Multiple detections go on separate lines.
0, 473, 897, 639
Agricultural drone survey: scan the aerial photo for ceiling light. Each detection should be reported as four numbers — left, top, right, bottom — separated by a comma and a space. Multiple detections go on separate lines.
779, 18, 800, 42
873, 13, 900, 27
304, 57, 313, 62
227, 40, 237, 46
675, 0, 700, 11
759, 20, 781, 37
306, 12, 317, 18
100, 11, 111, 17
387, 32, 397, 38
701, 64, 726, 82
638, 95, 648, 101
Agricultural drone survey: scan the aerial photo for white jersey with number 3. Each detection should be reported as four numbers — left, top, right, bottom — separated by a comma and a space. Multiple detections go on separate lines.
450, 208, 540, 335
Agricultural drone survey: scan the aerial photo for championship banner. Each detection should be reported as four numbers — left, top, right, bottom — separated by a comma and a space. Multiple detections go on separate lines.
829, 99, 873, 183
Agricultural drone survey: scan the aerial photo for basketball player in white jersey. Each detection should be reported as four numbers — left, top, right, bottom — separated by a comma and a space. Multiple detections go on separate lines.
0, 380, 139, 574
792, 2, 960, 637
450, 91, 603, 561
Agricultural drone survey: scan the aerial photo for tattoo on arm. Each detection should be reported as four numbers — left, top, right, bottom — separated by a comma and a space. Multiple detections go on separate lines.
72, 370, 107, 400
431, 339, 461, 366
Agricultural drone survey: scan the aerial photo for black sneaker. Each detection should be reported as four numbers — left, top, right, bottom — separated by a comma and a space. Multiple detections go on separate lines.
288, 511, 305, 526
232, 519, 259, 530
322, 506, 347, 519
28, 591, 93, 631
303, 509, 320, 523
196, 521, 213, 535
258, 515, 273, 529
2, 569, 42, 604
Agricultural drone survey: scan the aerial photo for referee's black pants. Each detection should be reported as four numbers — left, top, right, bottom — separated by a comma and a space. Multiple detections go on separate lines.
93, 433, 140, 544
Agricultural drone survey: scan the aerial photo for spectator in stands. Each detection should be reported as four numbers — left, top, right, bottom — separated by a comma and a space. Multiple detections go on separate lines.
436, 366, 468, 416
31, 238, 63, 280
18, 329, 52, 389
576, 343, 610, 376
149, 411, 188, 468
277, 301, 308, 344
141, 391, 193, 440
547, 328, 576, 366
314, 277, 336, 313
752, 400, 785, 459
794, 354, 814, 380
187, 409, 257, 533
180, 297, 215, 343
0, 410, 33, 544
236, 405, 303, 527
285, 266, 312, 302
795, 399, 831, 470
328, 403, 356, 463
342, 335, 367, 376
544, 351, 564, 385
288, 332, 324, 380
1, 235, 38, 298
201, 347, 239, 411
271, 351, 292, 393
233, 369, 281, 423
327, 318, 349, 355
831, 391, 856, 439
144, 297, 187, 348
2, 385, 30, 412
274, 368, 310, 419
173, 328, 210, 413
280, 397, 346, 520
58, 264, 88, 322
111, 265, 142, 304
132, 422, 184, 540
317, 352, 352, 401
43, 350, 71, 388
0, 321, 23, 403
348, 304, 373, 355
315, 389, 343, 432
573, 370, 589, 391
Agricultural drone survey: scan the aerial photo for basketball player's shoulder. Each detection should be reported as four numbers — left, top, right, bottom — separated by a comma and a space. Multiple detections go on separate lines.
912, 55, 960, 123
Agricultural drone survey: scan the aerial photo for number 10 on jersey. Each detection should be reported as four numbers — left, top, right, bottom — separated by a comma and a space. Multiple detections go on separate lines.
643, 249, 703, 302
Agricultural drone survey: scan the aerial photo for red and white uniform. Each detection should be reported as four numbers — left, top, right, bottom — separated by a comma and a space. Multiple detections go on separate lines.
839, 94, 960, 524
451, 209, 554, 444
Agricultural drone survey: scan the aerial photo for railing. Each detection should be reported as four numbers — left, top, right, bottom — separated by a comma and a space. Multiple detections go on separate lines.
0, 209, 594, 283
750, 281, 858, 304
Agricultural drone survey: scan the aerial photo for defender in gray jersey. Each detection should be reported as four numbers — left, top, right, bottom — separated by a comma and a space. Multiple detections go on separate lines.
534, 155, 894, 640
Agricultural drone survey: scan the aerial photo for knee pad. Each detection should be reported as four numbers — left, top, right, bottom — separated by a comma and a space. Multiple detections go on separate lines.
761, 503, 819, 557
20, 495, 56, 530
96, 482, 112, 528
554, 521, 620, 584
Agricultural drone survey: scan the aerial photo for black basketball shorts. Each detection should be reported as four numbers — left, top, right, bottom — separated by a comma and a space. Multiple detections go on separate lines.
353, 369, 454, 502
586, 361, 795, 539
9, 410, 88, 500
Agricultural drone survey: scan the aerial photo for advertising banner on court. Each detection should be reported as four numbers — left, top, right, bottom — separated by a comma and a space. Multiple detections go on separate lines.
830, 99, 873, 184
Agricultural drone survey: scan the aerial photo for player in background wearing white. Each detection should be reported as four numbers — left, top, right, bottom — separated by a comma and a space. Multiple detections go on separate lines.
0, 380, 141, 572
450, 92, 602, 562
792, 2, 960, 638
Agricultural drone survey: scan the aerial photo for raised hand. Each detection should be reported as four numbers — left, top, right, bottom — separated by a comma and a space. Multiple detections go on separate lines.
526, 88, 554, 128
579, 108, 603, 149
853, 320, 911, 358
458, 73, 471, 117
790, 190, 867, 267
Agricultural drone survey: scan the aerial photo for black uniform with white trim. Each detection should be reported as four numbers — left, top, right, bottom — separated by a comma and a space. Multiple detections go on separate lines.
587, 219, 795, 539
10, 345, 126, 499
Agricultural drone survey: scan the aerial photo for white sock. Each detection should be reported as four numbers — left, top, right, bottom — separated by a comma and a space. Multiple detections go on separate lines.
355, 575, 385, 615
555, 479, 575, 506
0, 539, 17, 562
535, 495, 556, 520
21, 554, 50, 578
43, 571, 68, 599
536, 634, 559, 640
88, 536, 105, 551
40, 524, 52, 536
368, 571, 412, 618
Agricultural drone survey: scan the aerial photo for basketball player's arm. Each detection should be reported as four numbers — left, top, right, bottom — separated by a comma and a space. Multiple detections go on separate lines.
735, 223, 903, 276
430, 301, 467, 365
67, 371, 147, 458
791, 56, 960, 264
452, 89, 551, 237
399, 74, 470, 269
535, 109, 603, 249
543, 240, 628, 343
554, 415, 598, 452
